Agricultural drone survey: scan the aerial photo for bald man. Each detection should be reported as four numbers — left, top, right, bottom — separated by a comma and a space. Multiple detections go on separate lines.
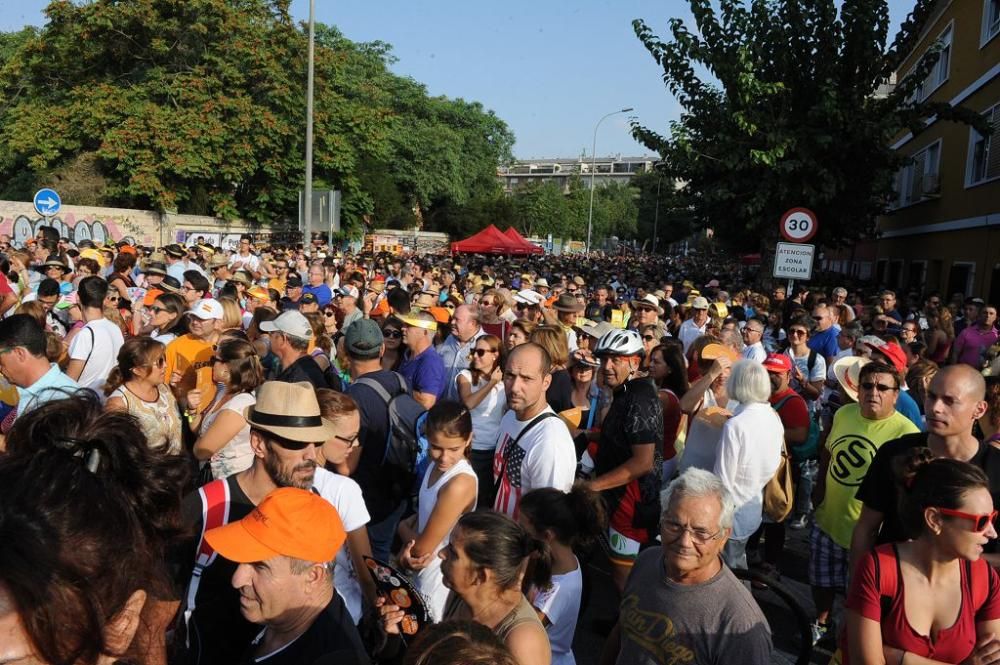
850, 364, 993, 571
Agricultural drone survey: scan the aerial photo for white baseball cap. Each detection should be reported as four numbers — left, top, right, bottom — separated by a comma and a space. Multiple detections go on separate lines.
189, 298, 224, 320
260, 310, 313, 340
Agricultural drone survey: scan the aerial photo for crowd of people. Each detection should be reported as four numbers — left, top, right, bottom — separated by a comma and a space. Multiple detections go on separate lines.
3, 226, 1000, 665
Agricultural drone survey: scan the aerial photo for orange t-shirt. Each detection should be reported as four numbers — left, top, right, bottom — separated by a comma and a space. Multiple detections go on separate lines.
164, 334, 216, 409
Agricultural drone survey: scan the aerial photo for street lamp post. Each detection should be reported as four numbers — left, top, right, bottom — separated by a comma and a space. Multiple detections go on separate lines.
585, 107, 633, 254
652, 175, 662, 254
303, 0, 316, 248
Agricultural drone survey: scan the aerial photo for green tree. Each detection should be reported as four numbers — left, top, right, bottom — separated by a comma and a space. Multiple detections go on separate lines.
0, 2, 513, 239
632, 170, 694, 251
514, 181, 570, 238
631, 0, 986, 250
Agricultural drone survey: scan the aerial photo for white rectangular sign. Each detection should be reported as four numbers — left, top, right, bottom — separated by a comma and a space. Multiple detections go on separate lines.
773, 242, 815, 280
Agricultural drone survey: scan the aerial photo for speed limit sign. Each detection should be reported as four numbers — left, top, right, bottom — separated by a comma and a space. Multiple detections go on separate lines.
779, 207, 818, 243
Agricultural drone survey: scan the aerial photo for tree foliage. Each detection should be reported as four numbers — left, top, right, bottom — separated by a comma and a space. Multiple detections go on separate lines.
631, 0, 986, 250
508, 177, 639, 242
0, 1, 513, 237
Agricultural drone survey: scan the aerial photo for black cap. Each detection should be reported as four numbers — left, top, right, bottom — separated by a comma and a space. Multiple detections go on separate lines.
286, 274, 303, 288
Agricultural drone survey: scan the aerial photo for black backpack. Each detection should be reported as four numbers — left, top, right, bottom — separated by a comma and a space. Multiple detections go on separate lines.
354, 373, 428, 502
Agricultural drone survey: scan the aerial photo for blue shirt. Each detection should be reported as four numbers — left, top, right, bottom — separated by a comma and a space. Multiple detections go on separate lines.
17, 363, 81, 417
896, 389, 925, 432
436, 329, 485, 401
807, 326, 840, 360
399, 346, 447, 400
302, 283, 332, 307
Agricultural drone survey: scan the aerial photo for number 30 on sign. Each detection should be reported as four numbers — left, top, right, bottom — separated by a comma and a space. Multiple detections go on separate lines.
779, 207, 818, 243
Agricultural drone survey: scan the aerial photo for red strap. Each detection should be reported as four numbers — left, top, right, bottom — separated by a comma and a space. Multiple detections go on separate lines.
196, 479, 230, 562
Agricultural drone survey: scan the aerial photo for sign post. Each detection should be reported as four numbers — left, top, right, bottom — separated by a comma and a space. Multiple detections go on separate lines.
33, 188, 61, 232
775, 207, 818, 295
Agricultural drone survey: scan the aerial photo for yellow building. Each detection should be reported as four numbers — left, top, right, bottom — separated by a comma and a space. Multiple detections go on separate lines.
876, 0, 1000, 300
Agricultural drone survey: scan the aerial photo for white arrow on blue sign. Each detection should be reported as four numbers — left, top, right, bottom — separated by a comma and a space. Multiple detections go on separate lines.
33, 188, 61, 217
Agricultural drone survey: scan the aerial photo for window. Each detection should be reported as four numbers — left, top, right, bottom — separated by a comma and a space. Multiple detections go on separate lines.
968, 103, 1000, 186
985, 0, 1000, 45
893, 140, 942, 207
904, 25, 953, 104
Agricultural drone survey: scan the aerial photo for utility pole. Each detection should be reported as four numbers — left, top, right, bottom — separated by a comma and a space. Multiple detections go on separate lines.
303, 0, 316, 249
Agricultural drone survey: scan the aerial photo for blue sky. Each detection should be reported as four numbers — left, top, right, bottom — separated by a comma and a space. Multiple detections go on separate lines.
2, 0, 916, 159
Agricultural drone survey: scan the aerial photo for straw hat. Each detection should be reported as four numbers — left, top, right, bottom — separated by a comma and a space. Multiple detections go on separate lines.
244, 381, 336, 442
834, 356, 870, 402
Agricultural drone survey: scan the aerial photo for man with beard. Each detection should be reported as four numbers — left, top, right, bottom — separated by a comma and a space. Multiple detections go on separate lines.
173, 381, 372, 664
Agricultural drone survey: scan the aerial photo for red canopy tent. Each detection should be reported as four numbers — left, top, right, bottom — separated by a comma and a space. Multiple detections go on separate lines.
503, 227, 544, 254
451, 225, 541, 255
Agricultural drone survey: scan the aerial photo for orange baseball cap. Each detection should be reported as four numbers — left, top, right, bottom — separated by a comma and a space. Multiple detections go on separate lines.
205, 487, 346, 563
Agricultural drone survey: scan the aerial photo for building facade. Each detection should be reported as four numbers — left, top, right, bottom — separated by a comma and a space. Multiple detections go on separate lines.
874, 0, 1000, 300
497, 155, 654, 194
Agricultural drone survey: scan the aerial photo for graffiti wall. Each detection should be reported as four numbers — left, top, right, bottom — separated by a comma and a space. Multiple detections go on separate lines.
0, 201, 161, 247
0, 201, 258, 249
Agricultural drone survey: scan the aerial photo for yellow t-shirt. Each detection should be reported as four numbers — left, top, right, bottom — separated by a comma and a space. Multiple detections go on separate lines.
814, 403, 919, 548
164, 334, 216, 410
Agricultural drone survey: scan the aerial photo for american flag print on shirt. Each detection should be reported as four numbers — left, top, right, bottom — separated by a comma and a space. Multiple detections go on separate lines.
493, 432, 526, 518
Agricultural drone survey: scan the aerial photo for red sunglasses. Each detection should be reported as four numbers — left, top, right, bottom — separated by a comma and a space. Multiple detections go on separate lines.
937, 507, 999, 532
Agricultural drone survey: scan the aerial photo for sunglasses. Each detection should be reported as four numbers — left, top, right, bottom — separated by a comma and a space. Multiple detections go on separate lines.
859, 381, 898, 392
148, 357, 167, 368
471, 348, 494, 357
383, 329, 403, 339
789, 329, 807, 336
106, 296, 120, 303
937, 507, 999, 532
642, 335, 656, 341
324, 310, 336, 318
149, 306, 168, 314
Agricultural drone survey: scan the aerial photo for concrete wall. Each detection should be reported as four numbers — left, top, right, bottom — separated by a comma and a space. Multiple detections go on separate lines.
0, 200, 261, 250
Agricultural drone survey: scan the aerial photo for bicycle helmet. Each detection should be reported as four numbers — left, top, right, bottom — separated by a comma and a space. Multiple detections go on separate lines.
593, 329, 645, 358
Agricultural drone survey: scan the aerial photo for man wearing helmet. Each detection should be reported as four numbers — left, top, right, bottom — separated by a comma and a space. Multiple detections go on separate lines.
587, 329, 664, 591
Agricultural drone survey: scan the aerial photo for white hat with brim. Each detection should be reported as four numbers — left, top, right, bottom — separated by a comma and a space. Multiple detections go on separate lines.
513, 289, 544, 306
244, 381, 337, 442
633, 294, 664, 316
834, 355, 870, 402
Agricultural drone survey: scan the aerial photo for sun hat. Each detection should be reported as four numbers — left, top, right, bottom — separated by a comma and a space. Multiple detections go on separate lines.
834, 355, 871, 402
260, 310, 313, 340
397, 310, 439, 331
700, 343, 739, 363
552, 293, 584, 313
513, 289, 544, 306
633, 294, 664, 315
189, 298, 224, 321
690, 296, 710, 310
205, 487, 345, 564
243, 381, 337, 442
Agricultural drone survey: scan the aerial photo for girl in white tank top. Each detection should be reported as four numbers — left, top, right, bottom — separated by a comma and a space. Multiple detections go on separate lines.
396, 402, 478, 620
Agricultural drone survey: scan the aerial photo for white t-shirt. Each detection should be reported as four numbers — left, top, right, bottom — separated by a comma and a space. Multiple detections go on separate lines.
492, 407, 576, 518
457, 370, 506, 451
532, 562, 583, 665
742, 341, 766, 363
68, 318, 124, 396
228, 252, 261, 273
785, 348, 827, 414
202, 391, 256, 479
312, 467, 371, 625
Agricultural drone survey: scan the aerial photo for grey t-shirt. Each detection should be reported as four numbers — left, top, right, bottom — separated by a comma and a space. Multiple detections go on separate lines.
616, 548, 771, 665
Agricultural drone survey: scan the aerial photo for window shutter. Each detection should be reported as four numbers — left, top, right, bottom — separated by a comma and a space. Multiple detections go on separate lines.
987, 110, 1000, 179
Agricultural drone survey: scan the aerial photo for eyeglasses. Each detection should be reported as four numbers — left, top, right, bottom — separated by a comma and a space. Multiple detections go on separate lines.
471, 348, 494, 357
149, 306, 168, 314
106, 296, 120, 303
332, 432, 360, 448
742, 328, 762, 335
383, 329, 403, 339
661, 519, 725, 544
642, 335, 656, 341
148, 357, 167, 368
789, 329, 807, 337
937, 507, 999, 532
859, 381, 898, 392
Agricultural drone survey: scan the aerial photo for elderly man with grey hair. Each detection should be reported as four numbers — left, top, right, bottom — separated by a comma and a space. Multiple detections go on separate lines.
712, 360, 784, 570
600, 467, 772, 665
